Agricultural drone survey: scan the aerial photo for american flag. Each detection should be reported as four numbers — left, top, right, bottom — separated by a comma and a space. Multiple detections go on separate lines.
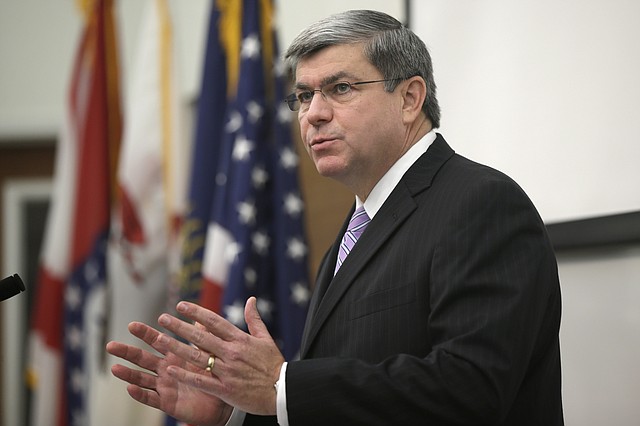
178, 0, 310, 364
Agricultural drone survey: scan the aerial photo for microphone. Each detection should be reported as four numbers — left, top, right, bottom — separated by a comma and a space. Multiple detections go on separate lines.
0, 274, 26, 302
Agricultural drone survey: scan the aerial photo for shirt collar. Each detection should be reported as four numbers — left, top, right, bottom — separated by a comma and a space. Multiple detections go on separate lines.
356, 130, 437, 218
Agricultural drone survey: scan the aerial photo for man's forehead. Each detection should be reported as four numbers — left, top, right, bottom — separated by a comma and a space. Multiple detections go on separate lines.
293, 44, 373, 85
294, 70, 358, 89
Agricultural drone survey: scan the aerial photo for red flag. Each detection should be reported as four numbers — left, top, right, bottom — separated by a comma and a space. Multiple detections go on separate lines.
27, 1, 121, 425
93, 1, 186, 423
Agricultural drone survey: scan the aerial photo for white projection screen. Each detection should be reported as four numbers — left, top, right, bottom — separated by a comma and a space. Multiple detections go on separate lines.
410, 0, 640, 224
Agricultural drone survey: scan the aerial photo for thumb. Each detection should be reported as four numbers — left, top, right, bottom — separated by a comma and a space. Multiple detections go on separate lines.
245, 296, 270, 338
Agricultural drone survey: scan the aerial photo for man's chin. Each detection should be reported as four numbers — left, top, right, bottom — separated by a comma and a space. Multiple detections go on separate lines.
314, 161, 345, 180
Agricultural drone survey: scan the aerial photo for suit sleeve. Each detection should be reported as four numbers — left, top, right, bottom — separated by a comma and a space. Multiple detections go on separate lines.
285, 175, 560, 425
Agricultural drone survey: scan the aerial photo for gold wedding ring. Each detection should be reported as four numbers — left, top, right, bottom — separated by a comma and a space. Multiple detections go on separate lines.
205, 354, 216, 373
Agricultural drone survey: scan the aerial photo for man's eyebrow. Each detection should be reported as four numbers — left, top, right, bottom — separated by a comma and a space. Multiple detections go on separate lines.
295, 71, 358, 90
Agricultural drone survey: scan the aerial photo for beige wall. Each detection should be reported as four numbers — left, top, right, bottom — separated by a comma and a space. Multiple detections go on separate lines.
0, 0, 404, 138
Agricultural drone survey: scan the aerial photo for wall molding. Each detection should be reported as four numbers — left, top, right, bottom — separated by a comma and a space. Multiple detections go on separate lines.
546, 211, 640, 251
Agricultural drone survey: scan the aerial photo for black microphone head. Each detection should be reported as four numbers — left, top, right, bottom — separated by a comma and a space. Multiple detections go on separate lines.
0, 273, 26, 302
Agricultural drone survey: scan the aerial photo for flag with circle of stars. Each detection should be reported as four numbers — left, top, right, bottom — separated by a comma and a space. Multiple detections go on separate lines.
26, 1, 122, 425
179, 0, 310, 361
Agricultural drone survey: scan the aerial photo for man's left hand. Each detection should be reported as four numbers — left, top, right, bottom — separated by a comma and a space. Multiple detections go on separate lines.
156, 296, 284, 416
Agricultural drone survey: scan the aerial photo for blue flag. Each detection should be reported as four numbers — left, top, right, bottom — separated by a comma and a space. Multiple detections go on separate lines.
179, 0, 310, 361
176, 2, 227, 307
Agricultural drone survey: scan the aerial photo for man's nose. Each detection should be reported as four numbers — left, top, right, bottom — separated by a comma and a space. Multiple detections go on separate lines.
304, 91, 332, 123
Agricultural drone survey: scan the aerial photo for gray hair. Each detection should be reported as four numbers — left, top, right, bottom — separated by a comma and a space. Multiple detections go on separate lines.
284, 9, 441, 128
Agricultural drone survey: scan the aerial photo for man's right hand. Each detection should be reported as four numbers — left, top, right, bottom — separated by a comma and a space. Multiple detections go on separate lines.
106, 321, 234, 426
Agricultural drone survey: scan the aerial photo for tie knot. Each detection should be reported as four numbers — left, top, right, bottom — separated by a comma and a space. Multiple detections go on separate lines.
347, 206, 370, 234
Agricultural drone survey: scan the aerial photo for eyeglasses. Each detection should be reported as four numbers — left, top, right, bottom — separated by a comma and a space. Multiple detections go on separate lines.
284, 78, 403, 112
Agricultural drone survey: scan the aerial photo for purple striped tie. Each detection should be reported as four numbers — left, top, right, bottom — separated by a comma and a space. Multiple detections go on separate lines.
334, 206, 371, 275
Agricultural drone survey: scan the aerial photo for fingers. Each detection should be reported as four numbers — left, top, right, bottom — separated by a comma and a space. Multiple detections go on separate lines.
106, 324, 171, 391
175, 301, 239, 341
127, 321, 169, 356
154, 331, 213, 370
244, 297, 269, 338
167, 364, 222, 396
172, 298, 270, 340
106, 340, 161, 373
125, 384, 162, 411
107, 343, 164, 409
157, 305, 237, 369
110, 362, 159, 390
158, 298, 274, 367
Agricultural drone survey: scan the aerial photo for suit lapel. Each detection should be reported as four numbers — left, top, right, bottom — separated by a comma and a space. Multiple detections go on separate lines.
299, 214, 347, 351
307, 212, 349, 315
300, 134, 455, 357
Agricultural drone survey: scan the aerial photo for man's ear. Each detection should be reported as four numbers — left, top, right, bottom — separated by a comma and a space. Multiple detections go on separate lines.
401, 76, 427, 124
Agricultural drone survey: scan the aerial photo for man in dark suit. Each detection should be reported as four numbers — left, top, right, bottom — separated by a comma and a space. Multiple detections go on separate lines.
107, 9, 563, 425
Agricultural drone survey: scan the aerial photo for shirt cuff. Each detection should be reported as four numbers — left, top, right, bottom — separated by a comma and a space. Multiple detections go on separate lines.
223, 363, 287, 426
276, 361, 289, 426
224, 407, 246, 426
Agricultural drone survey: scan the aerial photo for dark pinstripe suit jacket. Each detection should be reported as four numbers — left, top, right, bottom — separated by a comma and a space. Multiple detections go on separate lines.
245, 134, 563, 425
